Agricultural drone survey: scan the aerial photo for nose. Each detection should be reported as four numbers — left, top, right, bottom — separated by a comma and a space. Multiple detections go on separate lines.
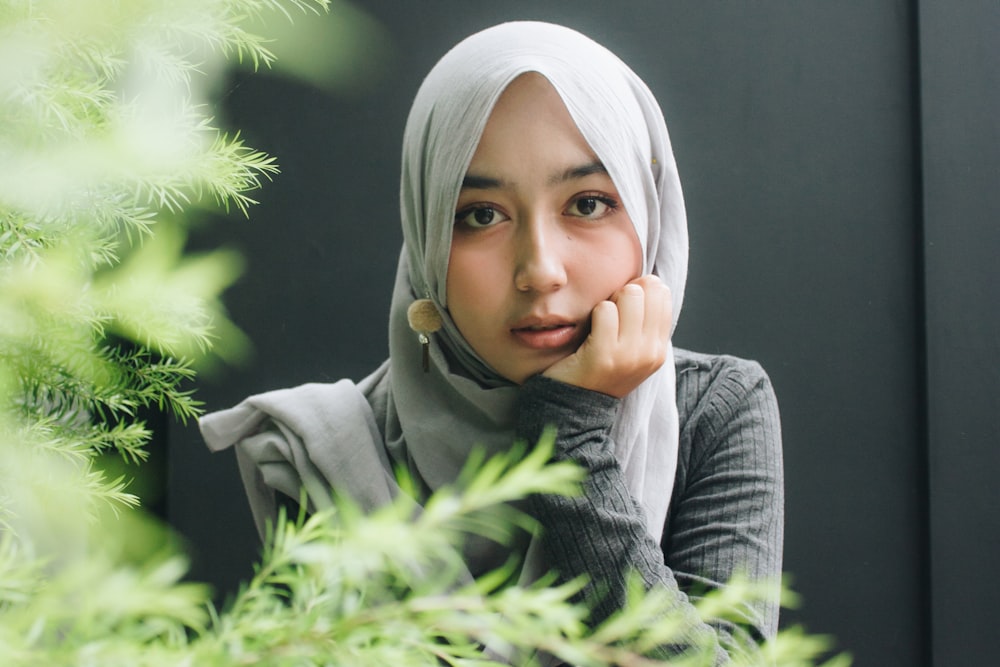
513, 215, 568, 292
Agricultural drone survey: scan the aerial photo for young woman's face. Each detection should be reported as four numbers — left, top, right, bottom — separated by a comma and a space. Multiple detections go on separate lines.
446, 73, 642, 384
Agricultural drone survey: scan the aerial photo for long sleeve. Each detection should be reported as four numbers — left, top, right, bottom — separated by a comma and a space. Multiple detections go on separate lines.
515, 350, 783, 663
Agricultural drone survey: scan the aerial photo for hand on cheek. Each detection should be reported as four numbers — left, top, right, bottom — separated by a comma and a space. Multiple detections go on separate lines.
541, 275, 673, 398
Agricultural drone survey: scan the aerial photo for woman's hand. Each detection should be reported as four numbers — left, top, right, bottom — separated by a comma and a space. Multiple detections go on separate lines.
541, 275, 672, 398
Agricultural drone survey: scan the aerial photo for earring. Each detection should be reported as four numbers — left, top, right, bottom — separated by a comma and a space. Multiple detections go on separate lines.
406, 298, 443, 372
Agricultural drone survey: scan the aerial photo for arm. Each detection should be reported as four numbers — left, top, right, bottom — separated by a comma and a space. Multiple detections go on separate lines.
669, 354, 784, 641
516, 358, 783, 662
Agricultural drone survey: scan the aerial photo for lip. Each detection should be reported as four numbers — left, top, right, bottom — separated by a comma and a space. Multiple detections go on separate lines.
510, 315, 582, 350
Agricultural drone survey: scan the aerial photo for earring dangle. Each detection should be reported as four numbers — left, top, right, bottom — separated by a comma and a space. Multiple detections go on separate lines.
406, 298, 443, 372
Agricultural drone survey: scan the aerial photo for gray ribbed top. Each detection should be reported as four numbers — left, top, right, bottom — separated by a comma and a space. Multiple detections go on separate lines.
515, 348, 784, 663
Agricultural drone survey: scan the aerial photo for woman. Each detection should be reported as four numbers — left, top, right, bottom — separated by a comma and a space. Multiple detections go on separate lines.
201, 21, 783, 663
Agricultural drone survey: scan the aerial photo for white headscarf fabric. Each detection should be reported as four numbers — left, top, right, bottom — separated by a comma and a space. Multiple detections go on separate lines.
388, 21, 688, 543
201, 21, 688, 569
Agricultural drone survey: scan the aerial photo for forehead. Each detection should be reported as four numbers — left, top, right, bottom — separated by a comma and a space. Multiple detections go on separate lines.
466, 73, 600, 172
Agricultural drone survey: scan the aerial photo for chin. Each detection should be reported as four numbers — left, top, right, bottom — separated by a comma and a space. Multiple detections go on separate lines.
507, 362, 563, 386
492, 350, 573, 386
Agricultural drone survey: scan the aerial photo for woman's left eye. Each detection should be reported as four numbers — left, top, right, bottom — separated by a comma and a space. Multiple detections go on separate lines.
565, 195, 618, 219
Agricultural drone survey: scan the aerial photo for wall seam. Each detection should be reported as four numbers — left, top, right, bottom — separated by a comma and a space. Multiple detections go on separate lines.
908, 1, 933, 666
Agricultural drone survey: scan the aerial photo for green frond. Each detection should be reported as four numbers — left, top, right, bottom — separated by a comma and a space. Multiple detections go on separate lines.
0, 213, 51, 263
195, 130, 280, 216
13, 416, 95, 465
90, 420, 154, 464
91, 235, 245, 362
0, 532, 45, 609
9, 333, 133, 421
84, 470, 141, 515
231, 0, 330, 23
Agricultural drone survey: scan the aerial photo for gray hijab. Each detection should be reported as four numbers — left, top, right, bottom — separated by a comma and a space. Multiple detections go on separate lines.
389, 21, 687, 540
200, 21, 687, 569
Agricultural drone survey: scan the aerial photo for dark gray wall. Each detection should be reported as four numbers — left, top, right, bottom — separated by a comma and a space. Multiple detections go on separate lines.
919, 2, 1000, 665
168, 3, 999, 666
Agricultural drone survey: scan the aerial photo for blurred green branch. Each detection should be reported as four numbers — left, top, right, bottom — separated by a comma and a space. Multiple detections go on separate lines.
0, 432, 850, 666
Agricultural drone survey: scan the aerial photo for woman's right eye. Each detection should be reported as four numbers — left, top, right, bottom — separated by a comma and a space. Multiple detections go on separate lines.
454, 205, 508, 229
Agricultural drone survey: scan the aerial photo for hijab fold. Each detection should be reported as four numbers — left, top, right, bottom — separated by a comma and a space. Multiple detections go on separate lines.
200, 20, 689, 579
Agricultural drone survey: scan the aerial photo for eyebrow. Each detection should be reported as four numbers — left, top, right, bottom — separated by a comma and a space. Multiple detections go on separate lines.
461, 173, 505, 190
460, 160, 608, 191
549, 161, 608, 185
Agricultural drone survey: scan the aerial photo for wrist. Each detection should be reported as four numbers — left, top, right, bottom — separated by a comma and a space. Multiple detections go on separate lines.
515, 375, 620, 455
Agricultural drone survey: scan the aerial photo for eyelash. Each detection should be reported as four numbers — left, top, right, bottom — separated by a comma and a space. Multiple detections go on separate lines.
567, 193, 619, 218
454, 193, 620, 229
454, 204, 506, 229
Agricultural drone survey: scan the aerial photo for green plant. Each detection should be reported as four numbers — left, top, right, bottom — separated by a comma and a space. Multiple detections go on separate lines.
2, 431, 849, 666
0, 2, 850, 665
0, 0, 321, 660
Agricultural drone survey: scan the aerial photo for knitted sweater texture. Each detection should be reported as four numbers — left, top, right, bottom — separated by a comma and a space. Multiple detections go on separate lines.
515, 348, 784, 663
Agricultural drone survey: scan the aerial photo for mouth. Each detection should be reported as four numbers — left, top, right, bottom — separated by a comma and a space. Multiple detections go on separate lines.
518, 323, 569, 331
510, 318, 581, 350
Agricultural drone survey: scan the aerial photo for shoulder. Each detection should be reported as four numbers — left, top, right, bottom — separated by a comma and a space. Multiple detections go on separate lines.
359, 361, 392, 437
674, 347, 771, 390
672, 347, 781, 477
674, 347, 775, 422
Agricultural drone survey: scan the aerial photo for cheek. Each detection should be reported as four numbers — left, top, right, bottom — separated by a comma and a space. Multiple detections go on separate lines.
581, 221, 643, 288
612, 241, 642, 289
614, 215, 644, 281
446, 242, 502, 320
625, 227, 643, 278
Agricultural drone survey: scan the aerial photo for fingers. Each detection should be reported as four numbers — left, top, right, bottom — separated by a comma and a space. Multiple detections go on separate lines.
610, 275, 672, 343
541, 274, 673, 398
588, 299, 619, 348
612, 283, 645, 343
643, 276, 673, 341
